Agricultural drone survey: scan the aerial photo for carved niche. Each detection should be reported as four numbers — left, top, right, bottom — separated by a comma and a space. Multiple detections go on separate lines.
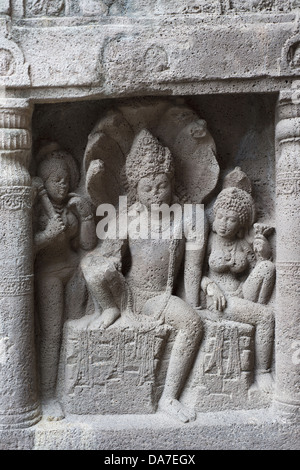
32, 97, 276, 423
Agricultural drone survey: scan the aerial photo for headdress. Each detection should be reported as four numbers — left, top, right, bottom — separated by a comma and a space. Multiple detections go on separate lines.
36, 141, 80, 192
125, 129, 174, 188
213, 167, 256, 229
222, 166, 252, 195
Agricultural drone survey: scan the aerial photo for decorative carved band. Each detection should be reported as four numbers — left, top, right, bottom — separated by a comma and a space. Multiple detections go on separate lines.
276, 261, 300, 277
277, 172, 300, 197
276, 262, 300, 296
0, 274, 33, 297
0, 110, 30, 130
0, 129, 31, 151
23, 0, 298, 17
0, 187, 32, 211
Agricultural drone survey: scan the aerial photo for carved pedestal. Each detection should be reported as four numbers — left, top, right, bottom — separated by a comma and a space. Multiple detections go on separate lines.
182, 318, 272, 411
57, 321, 174, 415
188, 319, 255, 410
275, 90, 300, 418
0, 99, 40, 429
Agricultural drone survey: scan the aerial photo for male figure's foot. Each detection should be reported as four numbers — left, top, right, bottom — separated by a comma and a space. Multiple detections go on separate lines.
158, 396, 197, 423
88, 307, 121, 330
67, 310, 99, 329
251, 371, 274, 394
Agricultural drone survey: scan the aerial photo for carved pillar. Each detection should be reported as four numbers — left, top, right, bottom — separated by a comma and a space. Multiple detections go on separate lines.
0, 98, 41, 428
275, 90, 300, 419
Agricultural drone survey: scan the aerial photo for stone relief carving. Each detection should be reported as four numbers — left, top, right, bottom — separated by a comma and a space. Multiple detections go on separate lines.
33, 142, 97, 418
0, 49, 15, 77
0, 35, 30, 87
143, 46, 169, 73
60, 129, 206, 423
24, 0, 125, 16
156, 0, 297, 14
80, 0, 124, 15
200, 168, 275, 387
26, 0, 66, 16
32, 99, 276, 423
281, 34, 300, 74
22, 0, 300, 17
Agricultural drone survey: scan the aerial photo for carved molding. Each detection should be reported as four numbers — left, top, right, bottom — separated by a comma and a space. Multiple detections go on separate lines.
276, 172, 300, 197
21, 0, 299, 18
0, 187, 32, 211
0, 36, 31, 87
276, 261, 300, 277
0, 128, 31, 150
0, 274, 33, 297
280, 34, 300, 76
0, 109, 31, 130
25, 0, 66, 17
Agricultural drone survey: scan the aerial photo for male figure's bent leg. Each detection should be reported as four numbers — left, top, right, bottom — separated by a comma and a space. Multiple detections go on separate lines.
157, 295, 203, 422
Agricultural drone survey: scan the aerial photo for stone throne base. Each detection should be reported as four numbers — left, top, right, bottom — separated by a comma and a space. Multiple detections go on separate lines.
57, 313, 272, 417
181, 317, 272, 412
57, 319, 175, 415
1, 315, 296, 450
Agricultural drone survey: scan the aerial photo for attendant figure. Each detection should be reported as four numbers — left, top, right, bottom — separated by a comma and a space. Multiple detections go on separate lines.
34, 143, 96, 419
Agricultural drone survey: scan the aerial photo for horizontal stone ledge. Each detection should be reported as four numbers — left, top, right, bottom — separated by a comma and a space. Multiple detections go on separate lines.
3, 408, 296, 450
1, 78, 294, 103
10, 19, 293, 88
12, 13, 298, 27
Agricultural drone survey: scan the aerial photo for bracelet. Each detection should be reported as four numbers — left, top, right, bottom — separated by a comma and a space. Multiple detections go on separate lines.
201, 277, 214, 294
205, 281, 214, 294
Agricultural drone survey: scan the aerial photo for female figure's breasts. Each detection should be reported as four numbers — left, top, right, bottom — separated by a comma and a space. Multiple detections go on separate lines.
208, 236, 253, 295
208, 240, 249, 274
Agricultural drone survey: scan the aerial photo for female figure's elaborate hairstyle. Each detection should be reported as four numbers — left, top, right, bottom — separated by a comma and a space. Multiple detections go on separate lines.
213, 186, 256, 230
213, 167, 256, 236
36, 142, 79, 193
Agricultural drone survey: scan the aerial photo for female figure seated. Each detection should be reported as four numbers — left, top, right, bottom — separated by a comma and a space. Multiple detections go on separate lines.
34, 144, 96, 419
80, 129, 206, 423
201, 172, 276, 393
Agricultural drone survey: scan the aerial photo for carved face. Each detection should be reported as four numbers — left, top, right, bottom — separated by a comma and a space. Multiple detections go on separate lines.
137, 173, 172, 207
214, 208, 240, 239
253, 237, 271, 261
44, 168, 69, 204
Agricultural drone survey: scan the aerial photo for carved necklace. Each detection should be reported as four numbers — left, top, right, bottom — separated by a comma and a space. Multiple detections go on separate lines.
52, 202, 65, 214
221, 238, 237, 262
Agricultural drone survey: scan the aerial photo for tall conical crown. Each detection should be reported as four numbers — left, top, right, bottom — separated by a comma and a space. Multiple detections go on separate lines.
125, 129, 174, 187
